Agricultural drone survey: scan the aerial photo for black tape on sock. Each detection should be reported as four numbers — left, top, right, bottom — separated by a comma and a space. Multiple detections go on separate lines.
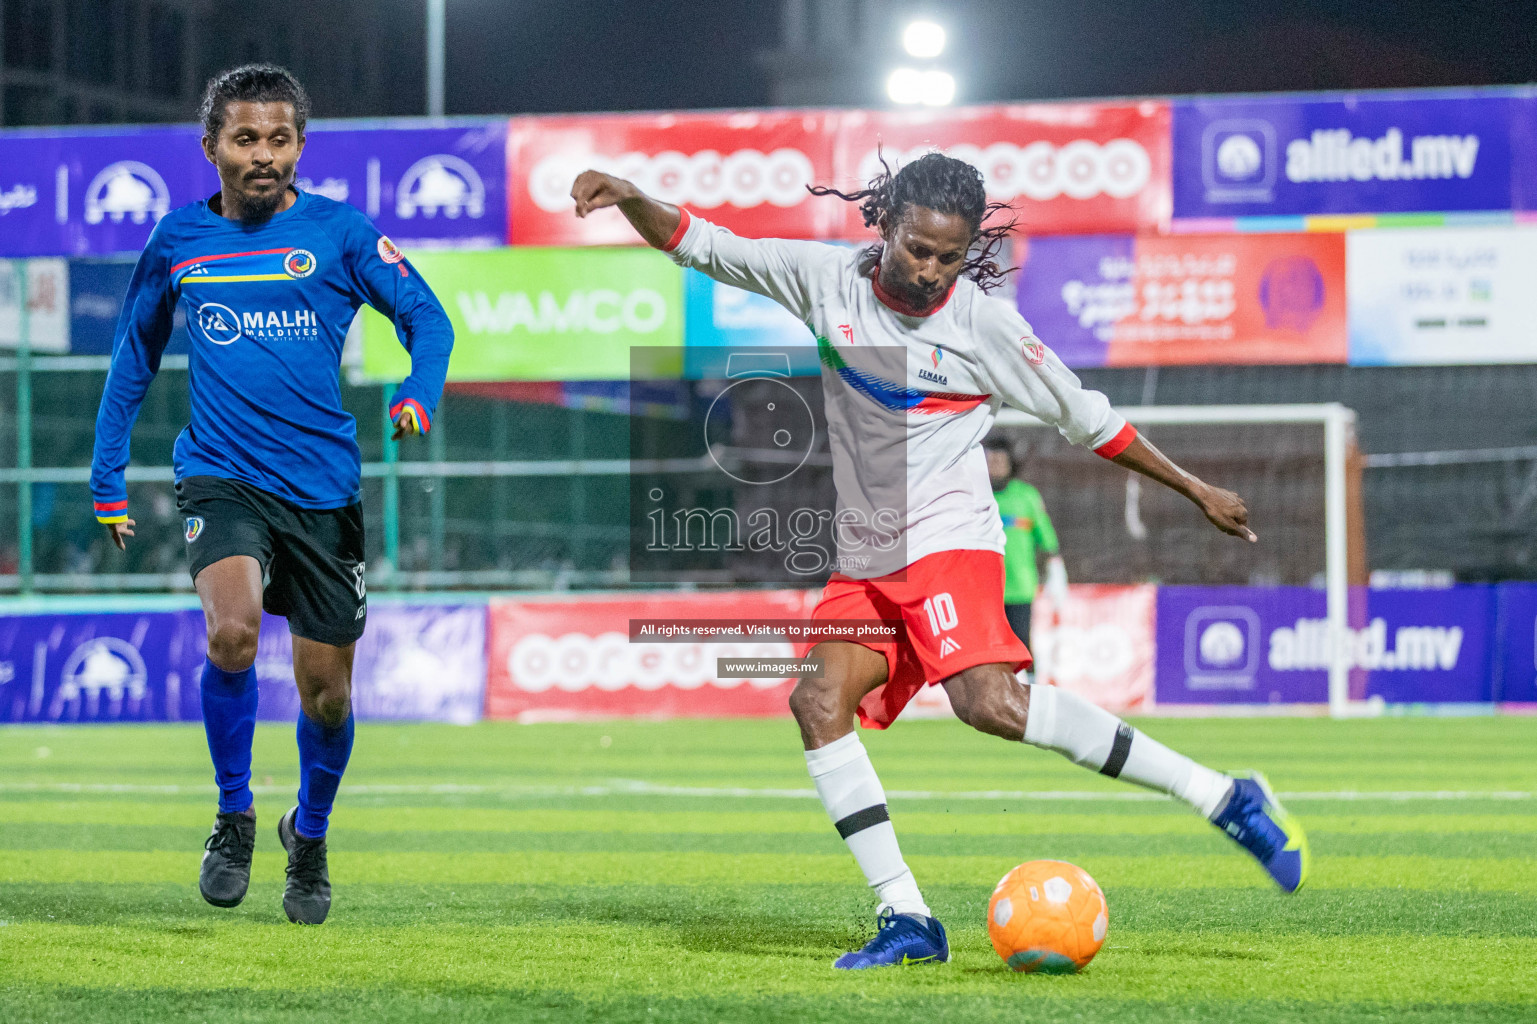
1100, 722, 1134, 779
834, 803, 890, 839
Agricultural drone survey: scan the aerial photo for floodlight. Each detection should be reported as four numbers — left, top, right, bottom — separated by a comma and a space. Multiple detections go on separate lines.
902, 20, 946, 59
921, 70, 956, 106
887, 68, 925, 105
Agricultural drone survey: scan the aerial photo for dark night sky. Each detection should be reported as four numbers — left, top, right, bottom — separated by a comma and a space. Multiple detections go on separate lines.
381, 0, 1537, 117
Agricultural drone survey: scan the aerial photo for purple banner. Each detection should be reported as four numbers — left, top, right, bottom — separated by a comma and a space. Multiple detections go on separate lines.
1155, 585, 1495, 705
1512, 92, 1537, 215
1015, 234, 1131, 368
1173, 93, 1514, 219
250, 604, 486, 724
297, 122, 506, 248
0, 120, 506, 258
0, 128, 215, 258
0, 609, 206, 723
0, 602, 486, 724
1494, 583, 1537, 704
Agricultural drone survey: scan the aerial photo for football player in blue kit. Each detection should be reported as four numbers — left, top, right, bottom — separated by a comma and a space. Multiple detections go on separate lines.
90, 65, 454, 924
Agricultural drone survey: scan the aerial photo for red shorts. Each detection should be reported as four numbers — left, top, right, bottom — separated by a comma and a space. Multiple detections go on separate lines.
800, 549, 1031, 729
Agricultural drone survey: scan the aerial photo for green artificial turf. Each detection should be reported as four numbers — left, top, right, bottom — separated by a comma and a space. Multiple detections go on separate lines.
1, 716, 1534, 1023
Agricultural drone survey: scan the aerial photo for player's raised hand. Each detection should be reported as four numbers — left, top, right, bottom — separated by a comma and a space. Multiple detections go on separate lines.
104, 518, 136, 552
1196, 484, 1257, 543
570, 170, 638, 218
569, 171, 683, 249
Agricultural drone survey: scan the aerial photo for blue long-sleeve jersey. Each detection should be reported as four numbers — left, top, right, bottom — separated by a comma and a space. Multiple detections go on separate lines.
91, 189, 453, 521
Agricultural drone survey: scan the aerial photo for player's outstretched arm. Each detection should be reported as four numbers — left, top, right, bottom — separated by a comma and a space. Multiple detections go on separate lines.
92, 226, 177, 552
1111, 433, 1257, 542
571, 170, 680, 249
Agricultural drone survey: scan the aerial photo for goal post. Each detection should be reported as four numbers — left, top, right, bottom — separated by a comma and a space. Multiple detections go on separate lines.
993, 402, 1366, 717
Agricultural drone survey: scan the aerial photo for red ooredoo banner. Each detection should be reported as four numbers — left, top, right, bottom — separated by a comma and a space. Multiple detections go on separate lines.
1031, 584, 1157, 714
485, 590, 821, 720
508, 111, 843, 245
832, 102, 1172, 237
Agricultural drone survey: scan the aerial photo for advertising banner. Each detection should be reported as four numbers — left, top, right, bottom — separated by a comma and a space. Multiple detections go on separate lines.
0, 602, 485, 724
0, 121, 505, 258
1347, 226, 1537, 365
1155, 585, 1494, 705
250, 604, 486, 724
1031, 584, 1156, 714
508, 110, 842, 245
1173, 92, 1513, 219
1017, 233, 1347, 366
1493, 583, 1537, 705
1512, 91, 1537, 214
298, 122, 507, 248
835, 101, 1171, 237
682, 268, 818, 378
360, 246, 684, 381
0, 609, 205, 723
0, 127, 216, 257
485, 590, 820, 720
0, 258, 70, 351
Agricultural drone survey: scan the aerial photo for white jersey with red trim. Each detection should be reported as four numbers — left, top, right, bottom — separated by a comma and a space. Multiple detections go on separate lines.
664, 211, 1134, 580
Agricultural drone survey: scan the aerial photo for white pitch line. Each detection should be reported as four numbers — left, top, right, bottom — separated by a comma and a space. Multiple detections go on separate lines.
0, 781, 1530, 802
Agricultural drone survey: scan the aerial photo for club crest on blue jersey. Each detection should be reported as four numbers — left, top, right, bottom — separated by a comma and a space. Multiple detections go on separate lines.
283, 248, 317, 279
185, 516, 205, 543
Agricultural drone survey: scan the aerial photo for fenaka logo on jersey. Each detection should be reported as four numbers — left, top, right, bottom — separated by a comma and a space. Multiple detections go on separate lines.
83, 160, 171, 225
397, 155, 486, 220
377, 236, 405, 264
184, 516, 204, 543
283, 249, 317, 278
194, 302, 320, 344
528, 148, 816, 212
917, 346, 949, 386
1020, 336, 1046, 365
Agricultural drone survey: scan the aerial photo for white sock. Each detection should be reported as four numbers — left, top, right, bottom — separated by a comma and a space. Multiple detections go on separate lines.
805, 732, 931, 917
1023, 683, 1233, 819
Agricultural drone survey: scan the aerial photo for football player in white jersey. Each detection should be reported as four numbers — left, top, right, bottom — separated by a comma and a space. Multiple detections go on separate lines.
571, 154, 1309, 970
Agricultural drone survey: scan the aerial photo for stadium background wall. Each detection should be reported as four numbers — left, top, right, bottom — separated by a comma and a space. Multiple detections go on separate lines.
1, 581, 1533, 727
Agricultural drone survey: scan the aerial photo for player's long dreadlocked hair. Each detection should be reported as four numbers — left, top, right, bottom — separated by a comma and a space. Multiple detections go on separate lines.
807, 150, 1017, 292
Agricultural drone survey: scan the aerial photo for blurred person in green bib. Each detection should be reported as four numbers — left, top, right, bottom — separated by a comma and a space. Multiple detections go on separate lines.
985, 437, 1068, 651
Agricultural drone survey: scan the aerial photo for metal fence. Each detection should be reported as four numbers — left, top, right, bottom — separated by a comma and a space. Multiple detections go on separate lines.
0, 345, 687, 593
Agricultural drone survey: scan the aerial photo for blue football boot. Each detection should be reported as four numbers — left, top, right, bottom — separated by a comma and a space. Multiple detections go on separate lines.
1211, 772, 1310, 893
834, 908, 950, 969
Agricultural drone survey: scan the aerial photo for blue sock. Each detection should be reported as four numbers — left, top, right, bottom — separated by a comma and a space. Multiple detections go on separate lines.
295, 710, 354, 839
199, 658, 258, 815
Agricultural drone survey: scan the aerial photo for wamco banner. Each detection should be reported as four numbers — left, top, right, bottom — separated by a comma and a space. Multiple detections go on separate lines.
361, 246, 684, 381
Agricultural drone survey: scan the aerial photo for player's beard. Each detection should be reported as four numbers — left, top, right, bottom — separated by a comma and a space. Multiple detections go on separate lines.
237, 173, 292, 223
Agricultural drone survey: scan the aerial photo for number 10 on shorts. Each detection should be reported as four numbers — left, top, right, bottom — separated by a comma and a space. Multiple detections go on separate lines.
924, 593, 958, 636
